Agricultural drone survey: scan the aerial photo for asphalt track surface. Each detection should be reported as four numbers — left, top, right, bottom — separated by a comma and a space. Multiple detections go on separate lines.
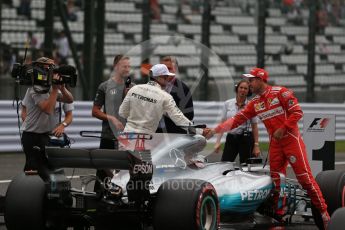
1, 152, 345, 230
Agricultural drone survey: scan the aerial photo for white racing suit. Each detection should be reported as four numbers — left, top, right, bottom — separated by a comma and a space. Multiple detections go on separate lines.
119, 81, 193, 134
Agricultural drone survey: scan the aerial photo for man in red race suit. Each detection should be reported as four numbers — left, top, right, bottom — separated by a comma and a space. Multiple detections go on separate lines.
204, 67, 330, 229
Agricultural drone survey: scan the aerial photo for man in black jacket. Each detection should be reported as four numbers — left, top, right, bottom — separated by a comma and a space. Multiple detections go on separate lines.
156, 56, 194, 134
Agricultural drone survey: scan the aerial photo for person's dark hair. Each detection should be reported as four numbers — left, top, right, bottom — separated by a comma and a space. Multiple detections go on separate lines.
148, 70, 154, 81
160, 55, 179, 68
113, 54, 129, 67
235, 79, 252, 97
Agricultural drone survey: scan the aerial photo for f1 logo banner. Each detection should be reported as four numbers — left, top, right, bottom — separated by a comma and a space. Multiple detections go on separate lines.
303, 114, 335, 176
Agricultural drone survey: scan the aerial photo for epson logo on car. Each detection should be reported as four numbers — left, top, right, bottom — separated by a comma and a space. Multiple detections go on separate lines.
133, 164, 153, 174
240, 189, 270, 201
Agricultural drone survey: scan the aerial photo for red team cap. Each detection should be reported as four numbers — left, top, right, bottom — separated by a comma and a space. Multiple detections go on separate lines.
243, 67, 269, 82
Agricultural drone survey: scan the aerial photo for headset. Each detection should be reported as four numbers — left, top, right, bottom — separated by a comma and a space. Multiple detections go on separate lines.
235, 80, 252, 97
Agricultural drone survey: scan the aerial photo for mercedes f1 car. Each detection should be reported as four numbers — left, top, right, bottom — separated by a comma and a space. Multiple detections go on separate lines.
4, 129, 345, 230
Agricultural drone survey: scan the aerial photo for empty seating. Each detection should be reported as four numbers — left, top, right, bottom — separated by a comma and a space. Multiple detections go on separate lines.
208, 66, 235, 78
228, 55, 256, 65
162, 5, 178, 14
289, 45, 304, 53
104, 45, 138, 55
316, 75, 345, 85
31, 0, 45, 9
185, 15, 202, 24
105, 33, 125, 44
316, 44, 341, 54
187, 66, 235, 79
106, 13, 142, 23
267, 8, 282, 17
265, 65, 289, 75
213, 45, 256, 55
194, 35, 240, 44
159, 0, 180, 4
216, 16, 254, 25
134, 33, 181, 43
300, 9, 309, 18
151, 24, 169, 33
71, 33, 83, 43
54, 21, 83, 32
328, 55, 345, 63
213, 6, 243, 16
210, 55, 228, 66
31, 9, 45, 20
177, 24, 200, 34
177, 24, 224, 34
333, 36, 345, 44
1, 32, 26, 43
281, 26, 308, 35
297, 64, 336, 74
2, 19, 37, 31
172, 56, 200, 67
271, 75, 305, 87
295, 35, 330, 44
154, 45, 197, 55
248, 35, 288, 44
325, 27, 345, 35
232, 25, 273, 34
106, 2, 137, 12
266, 17, 286, 26
1, 8, 17, 19
161, 14, 178, 24
282, 55, 308, 64
117, 23, 141, 33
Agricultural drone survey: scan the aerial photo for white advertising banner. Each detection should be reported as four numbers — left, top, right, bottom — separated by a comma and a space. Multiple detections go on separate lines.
303, 114, 335, 176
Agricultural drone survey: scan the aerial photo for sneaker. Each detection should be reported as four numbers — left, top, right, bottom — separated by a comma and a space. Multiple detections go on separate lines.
321, 211, 330, 230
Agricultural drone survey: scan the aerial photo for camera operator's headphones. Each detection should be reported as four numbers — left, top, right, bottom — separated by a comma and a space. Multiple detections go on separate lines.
32, 57, 55, 73
235, 79, 252, 97
33, 57, 55, 72
29, 57, 56, 93
33, 57, 55, 66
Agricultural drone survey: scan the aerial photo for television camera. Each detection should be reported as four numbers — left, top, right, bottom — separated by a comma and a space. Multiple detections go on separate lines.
12, 61, 77, 88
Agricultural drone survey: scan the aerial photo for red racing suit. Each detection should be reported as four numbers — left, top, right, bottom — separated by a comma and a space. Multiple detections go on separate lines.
215, 85, 328, 214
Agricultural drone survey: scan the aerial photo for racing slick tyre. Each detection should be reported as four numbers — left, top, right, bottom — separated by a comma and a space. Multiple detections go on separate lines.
311, 170, 345, 230
153, 179, 219, 230
4, 173, 46, 230
328, 207, 345, 230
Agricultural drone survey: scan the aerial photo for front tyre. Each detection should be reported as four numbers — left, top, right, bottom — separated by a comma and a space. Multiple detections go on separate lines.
153, 179, 219, 230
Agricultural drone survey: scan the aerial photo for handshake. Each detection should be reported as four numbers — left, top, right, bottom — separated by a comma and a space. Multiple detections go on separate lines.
202, 128, 216, 139
188, 125, 217, 139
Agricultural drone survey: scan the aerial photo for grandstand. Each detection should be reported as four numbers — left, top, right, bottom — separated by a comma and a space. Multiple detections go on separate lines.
1, 0, 345, 102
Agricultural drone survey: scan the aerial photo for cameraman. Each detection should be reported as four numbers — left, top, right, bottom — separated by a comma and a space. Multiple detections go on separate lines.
20, 57, 73, 179
21, 96, 74, 138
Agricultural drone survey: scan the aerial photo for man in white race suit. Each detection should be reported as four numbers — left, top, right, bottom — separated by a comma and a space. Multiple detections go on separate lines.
119, 64, 194, 134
